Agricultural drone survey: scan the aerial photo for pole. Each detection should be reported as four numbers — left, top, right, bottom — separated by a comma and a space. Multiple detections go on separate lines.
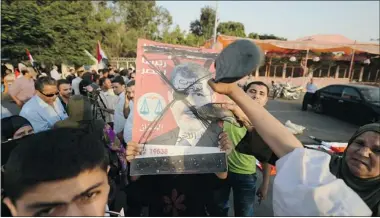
348, 41, 356, 81
212, 1, 219, 49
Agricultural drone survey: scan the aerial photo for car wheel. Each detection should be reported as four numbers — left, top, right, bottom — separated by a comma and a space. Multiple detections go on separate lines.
313, 101, 323, 113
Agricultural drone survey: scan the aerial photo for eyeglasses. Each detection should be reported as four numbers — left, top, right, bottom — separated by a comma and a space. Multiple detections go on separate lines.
40, 91, 59, 97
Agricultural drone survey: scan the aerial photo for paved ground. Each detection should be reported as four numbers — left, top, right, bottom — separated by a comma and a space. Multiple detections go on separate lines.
227, 94, 359, 216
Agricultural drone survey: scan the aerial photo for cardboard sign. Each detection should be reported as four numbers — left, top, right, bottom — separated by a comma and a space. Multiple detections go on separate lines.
130, 39, 228, 176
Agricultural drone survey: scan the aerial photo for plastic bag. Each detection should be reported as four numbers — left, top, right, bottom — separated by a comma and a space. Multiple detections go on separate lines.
285, 120, 306, 135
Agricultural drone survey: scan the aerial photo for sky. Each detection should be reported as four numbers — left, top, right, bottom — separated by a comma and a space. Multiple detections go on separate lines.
157, 1, 380, 42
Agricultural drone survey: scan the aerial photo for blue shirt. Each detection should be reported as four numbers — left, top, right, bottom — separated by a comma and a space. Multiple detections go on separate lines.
114, 92, 127, 134
20, 95, 68, 133
306, 83, 318, 93
123, 101, 134, 143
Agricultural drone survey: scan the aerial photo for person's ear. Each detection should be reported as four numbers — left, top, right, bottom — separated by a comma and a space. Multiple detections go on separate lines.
3, 197, 18, 216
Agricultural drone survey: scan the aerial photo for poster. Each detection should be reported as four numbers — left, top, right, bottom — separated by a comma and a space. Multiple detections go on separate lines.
130, 39, 229, 176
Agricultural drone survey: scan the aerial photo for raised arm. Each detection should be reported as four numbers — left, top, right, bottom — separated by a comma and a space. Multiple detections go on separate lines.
208, 80, 303, 158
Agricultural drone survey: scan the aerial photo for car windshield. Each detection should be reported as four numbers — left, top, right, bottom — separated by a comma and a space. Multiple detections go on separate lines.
360, 88, 380, 102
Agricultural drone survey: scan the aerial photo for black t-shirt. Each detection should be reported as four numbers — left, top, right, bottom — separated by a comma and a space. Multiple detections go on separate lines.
137, 174, 224, 217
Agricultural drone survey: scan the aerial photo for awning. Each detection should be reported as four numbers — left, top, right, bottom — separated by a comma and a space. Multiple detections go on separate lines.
208, 35, 380, 55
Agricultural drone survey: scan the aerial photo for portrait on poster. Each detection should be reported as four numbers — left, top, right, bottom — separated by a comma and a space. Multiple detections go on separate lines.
131, 39, 228, 176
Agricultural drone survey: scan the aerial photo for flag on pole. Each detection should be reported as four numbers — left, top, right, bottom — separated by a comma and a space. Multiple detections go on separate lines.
96, 41, 108, 63
25, 49, 35, 66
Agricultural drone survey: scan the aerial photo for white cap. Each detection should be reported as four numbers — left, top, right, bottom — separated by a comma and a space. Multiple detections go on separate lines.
273, 148, 371, 216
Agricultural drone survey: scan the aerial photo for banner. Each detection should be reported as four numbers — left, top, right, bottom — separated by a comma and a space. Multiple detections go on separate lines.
130, 39, 229, 176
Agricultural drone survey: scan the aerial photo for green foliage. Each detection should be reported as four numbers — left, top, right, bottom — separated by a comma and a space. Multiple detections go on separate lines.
2, 1, 296, 65
248, 32, 287, 41
189, 6, 216, 40
217, 21, 246, 37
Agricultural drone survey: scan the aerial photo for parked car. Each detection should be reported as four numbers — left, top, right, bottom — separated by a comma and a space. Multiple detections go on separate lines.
309, 84, 380, 125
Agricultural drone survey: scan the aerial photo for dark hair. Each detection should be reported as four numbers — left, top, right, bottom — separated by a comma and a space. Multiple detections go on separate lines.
21, 69, 29, 75
126, 80, 135, 87
1, 116, 32, 142
111, 76, 125, 86
119, 69, 128, 77
82, 72, 93, 82
108, 74, 115, 80
57, 79, 70, 90
3, 128, 109, 202
66, 74, 76, 84
93, 74, 100, 82
35, 76, 57, 92
99, 77, 109, 87
244, 81, 270, 96
79, 79, 92, 96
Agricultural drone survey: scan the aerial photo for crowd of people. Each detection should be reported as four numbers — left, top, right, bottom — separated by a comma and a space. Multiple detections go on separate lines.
0, 63, 379, 217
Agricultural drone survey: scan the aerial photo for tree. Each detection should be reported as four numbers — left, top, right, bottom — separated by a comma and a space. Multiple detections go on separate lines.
189, 6, 216, 40
39, 1, 98, 66
161, 25, 186, 45
217, 21, 246, 37
1, 1, 54, 64
248, 32, 260, 39
249, 33, 287, 41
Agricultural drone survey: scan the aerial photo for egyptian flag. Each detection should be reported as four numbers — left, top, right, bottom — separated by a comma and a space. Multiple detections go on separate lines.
96, 41, 108, 63
25, 49, 35, 66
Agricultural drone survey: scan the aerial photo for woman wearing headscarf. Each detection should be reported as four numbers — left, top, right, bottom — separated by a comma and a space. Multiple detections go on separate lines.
330, 123, 380, 216
1, 115, 35, 216
206, 79, 376, 216
1, 115, 34, 142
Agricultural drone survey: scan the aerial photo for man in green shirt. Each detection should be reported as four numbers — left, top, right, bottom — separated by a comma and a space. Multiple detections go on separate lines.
210, 81, 271, 216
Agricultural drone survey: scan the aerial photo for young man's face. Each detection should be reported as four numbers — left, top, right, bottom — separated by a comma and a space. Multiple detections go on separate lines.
126, 85, 135, 101
246, 84, 268, 106
4, 167, 110, 217
130, 73, 136, 81
102, 79, 112, 90
112, 82, 125, 96
58, 83, 72, 99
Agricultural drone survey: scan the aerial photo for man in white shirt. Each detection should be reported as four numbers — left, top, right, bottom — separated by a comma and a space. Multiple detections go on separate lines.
302, 78, 318, 111
111, 76, 126, 137
71, 67, 85, 95
20, 77, 68, 133
123, 80, 135, 144
50, 65, 61, 80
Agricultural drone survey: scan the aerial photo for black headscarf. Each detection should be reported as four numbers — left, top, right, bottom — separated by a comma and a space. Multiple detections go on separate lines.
330, 123, 380, 215
1, 115, 32, 142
